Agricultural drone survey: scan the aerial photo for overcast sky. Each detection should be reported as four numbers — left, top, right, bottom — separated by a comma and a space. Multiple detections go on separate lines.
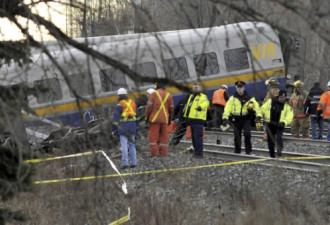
0, 2, 66, 41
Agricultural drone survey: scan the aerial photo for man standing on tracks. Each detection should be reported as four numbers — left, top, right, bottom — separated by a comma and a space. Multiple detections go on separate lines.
222, 81, 262, 155
169, 94, 190, 146
183, 82, 210, 158
317, 81, 330, 142
289, 80, 310, 139
304, 82, 324, 140
112, 88, 138, 169
145, 82, 174, 156
211, 84, 229, 127
261, 90, 293, 158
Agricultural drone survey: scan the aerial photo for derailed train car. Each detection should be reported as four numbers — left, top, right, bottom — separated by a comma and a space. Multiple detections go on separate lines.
1, 21, 294, 127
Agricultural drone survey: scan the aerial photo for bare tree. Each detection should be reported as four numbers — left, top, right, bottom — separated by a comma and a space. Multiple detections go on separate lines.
1, 0, 330, 224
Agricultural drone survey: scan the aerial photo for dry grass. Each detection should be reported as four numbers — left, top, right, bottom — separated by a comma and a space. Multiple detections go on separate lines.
4, 152, 330, 225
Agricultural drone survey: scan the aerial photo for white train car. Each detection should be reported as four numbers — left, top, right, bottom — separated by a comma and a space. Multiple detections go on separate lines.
1, 21, 286, 126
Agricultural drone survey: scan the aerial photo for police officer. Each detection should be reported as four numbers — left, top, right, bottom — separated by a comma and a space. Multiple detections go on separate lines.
222, 81, 262, 154
289, 80, 310, 139
261, 90, 293, 158
111, 88, 138, 169
211, 84, 229, 127
183, 83, 209, 158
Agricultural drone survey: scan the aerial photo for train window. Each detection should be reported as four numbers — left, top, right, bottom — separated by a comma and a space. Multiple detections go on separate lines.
99, 68, 128, 92
131, 62, 157, 86
193, 52, 220, 76
34, 78, 62, 104
68, 73, 93, 97
224, 48, 249, 72
163, 57, 189, 80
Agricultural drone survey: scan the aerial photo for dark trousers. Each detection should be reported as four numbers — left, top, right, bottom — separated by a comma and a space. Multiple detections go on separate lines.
170, 121, 187, 146
191, 123, 204, 156
233, 119, 252, 154
211, 105, 225, 127
265, 123, 284, 157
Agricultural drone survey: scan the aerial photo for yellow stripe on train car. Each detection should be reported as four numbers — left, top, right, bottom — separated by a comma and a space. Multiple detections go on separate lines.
26, 67, 284, 118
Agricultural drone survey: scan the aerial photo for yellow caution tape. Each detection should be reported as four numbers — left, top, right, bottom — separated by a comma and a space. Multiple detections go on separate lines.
31, 153, 330, 185
109, 208, 130, 225
24, 150, 103, 164
33, 158, 269, 184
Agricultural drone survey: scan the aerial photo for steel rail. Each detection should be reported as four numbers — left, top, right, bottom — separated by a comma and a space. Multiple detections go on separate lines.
203, 130, 330, 147
206, 127, 329, 138
179, 141, 330, 172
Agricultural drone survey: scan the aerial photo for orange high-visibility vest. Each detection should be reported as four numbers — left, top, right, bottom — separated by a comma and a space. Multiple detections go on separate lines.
317, 91, 330, 119
145, 89, 174, 124
212, 89, 227, 106
119, 99, 136, 119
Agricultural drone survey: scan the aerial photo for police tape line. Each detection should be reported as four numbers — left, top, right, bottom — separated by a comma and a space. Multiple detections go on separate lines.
24, 150, 104, 164
109, 208, 130, 225
33, 158, 269, 184
25, 150, 130, 225
31, 155, 330, 184
25, 153, 330, 225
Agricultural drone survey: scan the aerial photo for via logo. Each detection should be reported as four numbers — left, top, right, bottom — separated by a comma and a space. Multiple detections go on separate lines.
252, 42, 276, 60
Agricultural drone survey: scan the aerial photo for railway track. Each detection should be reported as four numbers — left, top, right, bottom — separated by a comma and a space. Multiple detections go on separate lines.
179, 140, 330, 172
203, 129, 330, 147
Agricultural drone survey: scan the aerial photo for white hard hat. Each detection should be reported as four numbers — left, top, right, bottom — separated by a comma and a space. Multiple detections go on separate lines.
221, 84, 228, 90
117, 88, 127, 95
328, 81, 330, 87
147, 88, 155, 94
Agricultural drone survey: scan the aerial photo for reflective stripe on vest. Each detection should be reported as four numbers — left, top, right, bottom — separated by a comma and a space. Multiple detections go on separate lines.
212, 89, 226, 106
151, 91, 170, 123
119, 99, 136, 122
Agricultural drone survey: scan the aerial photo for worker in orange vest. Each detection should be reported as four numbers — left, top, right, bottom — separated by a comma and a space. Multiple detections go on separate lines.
145, 82, 174, 156
317, 81, 330, 141
211, 84, 229, 127
111, 88, 138, 169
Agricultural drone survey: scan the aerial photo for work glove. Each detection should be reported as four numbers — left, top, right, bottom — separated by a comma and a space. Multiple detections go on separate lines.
255, 117, 262, 130
222, 119, 229, 126
196, 106, 202, 111
111, 131, 117, 137
278, 122, 285, 128
255, 122, 262, 130
316, 110, 323, 119
247, 101, 255, 112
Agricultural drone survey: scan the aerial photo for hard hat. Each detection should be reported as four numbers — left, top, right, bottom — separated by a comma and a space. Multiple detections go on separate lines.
268, 79, 279, 85
147, 88, 155, 94
328, 81, 330, 87
221, 84, 228, 90
117, 88, 127, 95
294, 80, 303, 87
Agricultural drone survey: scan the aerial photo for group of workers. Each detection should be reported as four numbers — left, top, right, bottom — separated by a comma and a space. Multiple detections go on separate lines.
111, 79, 330, 168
